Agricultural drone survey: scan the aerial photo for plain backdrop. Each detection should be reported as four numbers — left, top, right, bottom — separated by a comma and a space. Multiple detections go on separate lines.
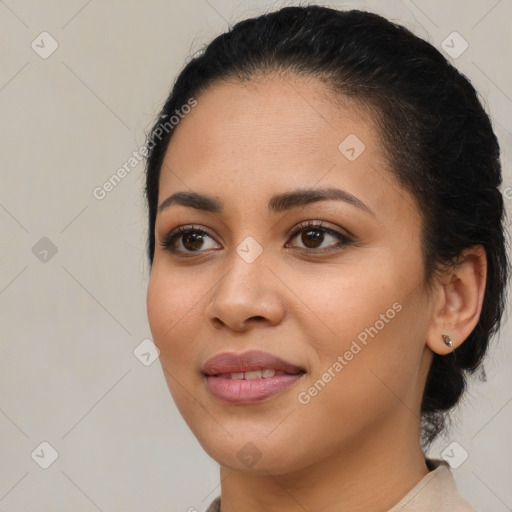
0, 1, 511, 511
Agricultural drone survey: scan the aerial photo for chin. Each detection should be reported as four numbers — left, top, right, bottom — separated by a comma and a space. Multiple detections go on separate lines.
196, 435, 311, 476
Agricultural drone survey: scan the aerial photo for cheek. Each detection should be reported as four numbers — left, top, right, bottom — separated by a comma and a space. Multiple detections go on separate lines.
146, 271, 170, 343
147, 269, 194, 356
294, 260, 397, 350
147, 269, 205, 410
298, 257, 426, 392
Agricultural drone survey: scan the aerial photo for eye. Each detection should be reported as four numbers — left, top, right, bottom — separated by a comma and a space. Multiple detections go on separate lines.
159, 220, 353, 257
286, 220, 353, 252
159, 225, 220, 256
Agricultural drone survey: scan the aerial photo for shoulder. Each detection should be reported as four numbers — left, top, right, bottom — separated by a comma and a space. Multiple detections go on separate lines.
388, 459, 477, 512
202, 460, 477, 512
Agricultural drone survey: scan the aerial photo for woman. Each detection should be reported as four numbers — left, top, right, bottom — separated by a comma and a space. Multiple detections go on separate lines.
144, 5, 509, 511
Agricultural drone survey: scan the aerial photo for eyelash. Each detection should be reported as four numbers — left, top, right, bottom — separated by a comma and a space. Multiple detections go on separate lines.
159, 220, 353, 257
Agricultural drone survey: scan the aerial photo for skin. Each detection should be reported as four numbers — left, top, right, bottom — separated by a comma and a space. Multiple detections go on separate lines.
146, 73, 487, 512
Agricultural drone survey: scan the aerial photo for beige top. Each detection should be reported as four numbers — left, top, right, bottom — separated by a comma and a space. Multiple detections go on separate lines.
204, 459, 476, 512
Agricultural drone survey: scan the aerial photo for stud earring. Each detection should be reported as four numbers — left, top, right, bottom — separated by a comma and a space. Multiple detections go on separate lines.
442, 334, 454, 347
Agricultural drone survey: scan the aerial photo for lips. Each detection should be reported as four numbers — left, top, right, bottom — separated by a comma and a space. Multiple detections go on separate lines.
202, 350, 305, 376
202, 350, 306, 404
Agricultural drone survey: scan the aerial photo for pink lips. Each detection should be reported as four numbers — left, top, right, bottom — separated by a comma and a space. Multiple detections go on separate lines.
202, 350, 305, 375
202, 350, 306, 404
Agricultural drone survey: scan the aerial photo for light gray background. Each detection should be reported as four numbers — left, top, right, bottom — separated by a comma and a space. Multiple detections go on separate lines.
0, 1, 511, 511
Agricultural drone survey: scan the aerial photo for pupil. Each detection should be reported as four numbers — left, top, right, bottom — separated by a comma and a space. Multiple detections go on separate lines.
184, 233, 204, 250
302, 229, 323, 248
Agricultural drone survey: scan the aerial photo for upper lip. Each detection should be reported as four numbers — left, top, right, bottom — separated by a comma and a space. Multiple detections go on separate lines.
202, 350, 306, 376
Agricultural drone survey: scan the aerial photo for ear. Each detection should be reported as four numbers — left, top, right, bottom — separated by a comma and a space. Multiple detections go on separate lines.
426, 245, 487, 355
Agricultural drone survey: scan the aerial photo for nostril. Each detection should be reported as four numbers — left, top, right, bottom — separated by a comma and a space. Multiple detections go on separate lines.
210, 318, 225, 328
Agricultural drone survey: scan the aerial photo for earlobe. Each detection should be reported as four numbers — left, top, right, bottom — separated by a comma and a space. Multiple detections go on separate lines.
442, 334, 453, 347
426, 245, 487, 355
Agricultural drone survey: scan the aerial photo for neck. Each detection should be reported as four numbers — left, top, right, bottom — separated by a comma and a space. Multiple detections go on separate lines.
217, 415, 429, 512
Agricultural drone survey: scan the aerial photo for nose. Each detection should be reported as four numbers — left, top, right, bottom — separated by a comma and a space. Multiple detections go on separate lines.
205, 251, 286, 332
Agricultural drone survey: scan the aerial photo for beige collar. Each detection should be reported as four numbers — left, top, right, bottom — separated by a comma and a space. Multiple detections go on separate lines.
205, 459, 475, 512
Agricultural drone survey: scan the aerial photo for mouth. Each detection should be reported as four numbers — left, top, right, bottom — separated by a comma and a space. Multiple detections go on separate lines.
202, 350, 306, 404
212, 368, 301, 379
202, 349, 306, 376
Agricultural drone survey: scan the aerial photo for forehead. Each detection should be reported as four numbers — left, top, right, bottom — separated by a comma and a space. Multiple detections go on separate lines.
165, 74, 378, 168
157, 74, 417, 221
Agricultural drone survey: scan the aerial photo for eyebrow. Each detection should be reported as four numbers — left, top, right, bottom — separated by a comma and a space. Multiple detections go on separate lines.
158, 187, 373, 215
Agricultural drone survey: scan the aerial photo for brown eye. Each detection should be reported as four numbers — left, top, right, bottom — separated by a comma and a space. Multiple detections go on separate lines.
300, 228, 325, 249
160, 226, 220, 256
160, 220, 353, 257
287, 221, 353, 252
182, 232, 206, 251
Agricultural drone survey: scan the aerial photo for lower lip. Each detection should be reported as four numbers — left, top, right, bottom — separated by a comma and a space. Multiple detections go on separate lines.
205, 373, 305, 403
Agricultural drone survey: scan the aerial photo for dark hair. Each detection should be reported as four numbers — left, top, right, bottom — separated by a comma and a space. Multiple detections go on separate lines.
144, 5, 509, 446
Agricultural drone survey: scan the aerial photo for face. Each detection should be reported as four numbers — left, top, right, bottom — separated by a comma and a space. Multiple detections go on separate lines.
147, 74, 435, 475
